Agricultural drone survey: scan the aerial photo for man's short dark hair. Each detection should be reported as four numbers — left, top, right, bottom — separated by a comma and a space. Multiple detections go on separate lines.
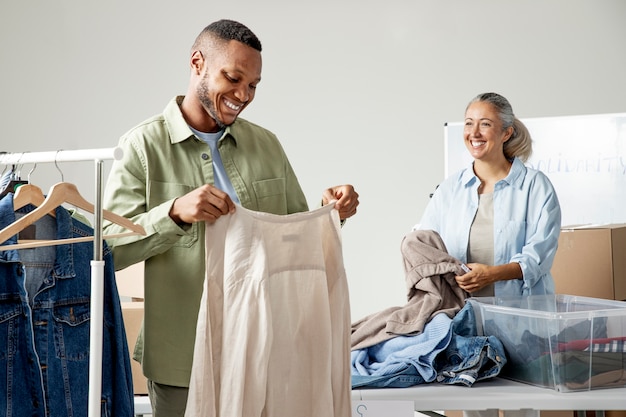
199, 19, 262, 52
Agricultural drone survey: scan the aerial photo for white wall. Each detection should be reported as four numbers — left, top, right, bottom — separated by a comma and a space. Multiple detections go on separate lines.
2, 0, 625, 321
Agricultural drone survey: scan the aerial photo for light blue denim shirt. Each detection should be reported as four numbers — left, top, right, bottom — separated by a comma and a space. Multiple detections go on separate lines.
416, 157, 561, 296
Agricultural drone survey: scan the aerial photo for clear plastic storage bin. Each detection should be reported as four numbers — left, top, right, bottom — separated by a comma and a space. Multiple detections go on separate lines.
468, 294, 626, 392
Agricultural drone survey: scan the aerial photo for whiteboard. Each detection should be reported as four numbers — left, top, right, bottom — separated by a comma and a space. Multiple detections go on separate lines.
444, 113, 626, 227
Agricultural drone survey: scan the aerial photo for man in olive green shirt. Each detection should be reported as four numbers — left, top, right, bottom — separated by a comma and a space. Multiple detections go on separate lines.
103, 19, 359, 416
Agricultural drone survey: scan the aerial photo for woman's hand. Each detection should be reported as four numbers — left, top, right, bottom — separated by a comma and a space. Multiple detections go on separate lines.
456, 262, 523, 293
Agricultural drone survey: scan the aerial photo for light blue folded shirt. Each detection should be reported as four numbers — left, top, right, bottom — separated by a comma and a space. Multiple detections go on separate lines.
351, 312, 453, 382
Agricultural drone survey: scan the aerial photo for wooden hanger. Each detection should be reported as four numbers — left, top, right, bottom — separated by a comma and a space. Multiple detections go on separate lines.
0, 181, 146, 249
12, 183, 53, 215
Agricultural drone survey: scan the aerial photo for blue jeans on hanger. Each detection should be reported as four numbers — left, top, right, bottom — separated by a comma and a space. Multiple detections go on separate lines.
0, 194, 134, 417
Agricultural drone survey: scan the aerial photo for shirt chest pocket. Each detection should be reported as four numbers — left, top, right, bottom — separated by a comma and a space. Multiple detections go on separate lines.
252, 178, 287, 214
53, 301, 91, 361
499, 220, 527, 259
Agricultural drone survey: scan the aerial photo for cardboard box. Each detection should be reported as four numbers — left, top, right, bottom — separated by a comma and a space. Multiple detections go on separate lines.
115, 261, 145, 301
116, 263, 148, 395
121, 301, 148, 395
552, 224, 626, 301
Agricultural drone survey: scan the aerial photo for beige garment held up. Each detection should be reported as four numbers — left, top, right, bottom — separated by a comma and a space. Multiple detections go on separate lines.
185, 203, 351, 417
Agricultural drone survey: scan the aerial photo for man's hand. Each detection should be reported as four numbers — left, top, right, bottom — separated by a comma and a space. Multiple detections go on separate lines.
322, 184, 360, 220
169, 184, 236, 225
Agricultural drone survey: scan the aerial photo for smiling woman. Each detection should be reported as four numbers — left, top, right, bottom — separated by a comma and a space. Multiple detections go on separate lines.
415, 91, 563, 417
416, 92, 561, 297
462, 93, 532, 193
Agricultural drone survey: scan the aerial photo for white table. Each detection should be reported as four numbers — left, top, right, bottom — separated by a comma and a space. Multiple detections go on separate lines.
133, 378, 626, 416
352, 378, 626, 413
134, 396, 151, 416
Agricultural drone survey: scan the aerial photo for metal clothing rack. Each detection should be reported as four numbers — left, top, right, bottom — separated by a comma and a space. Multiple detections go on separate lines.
0, 147, 124, 417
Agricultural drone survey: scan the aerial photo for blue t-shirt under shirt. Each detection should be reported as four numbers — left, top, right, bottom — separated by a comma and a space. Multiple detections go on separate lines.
190, 127, 241, 204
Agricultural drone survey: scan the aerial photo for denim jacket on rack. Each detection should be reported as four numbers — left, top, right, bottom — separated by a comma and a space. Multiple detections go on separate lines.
0, 193, 134, 417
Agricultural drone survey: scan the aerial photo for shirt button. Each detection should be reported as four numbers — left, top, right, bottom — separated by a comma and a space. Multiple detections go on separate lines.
201, 153, 209, 160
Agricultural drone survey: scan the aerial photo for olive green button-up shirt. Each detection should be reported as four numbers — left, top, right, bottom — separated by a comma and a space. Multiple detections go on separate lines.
103, 96, 308, 387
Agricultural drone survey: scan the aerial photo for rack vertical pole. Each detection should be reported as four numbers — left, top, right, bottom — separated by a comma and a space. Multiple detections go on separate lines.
88, 159, 105, 417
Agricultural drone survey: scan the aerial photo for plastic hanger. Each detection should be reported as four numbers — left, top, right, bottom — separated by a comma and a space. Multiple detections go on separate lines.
0, 181, 146, 249
0, 179, 28, 199
0, 164, 28, 199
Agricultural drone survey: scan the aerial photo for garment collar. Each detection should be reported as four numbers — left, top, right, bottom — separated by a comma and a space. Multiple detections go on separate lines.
0, 192, 76, 278
461, 157, 527, 189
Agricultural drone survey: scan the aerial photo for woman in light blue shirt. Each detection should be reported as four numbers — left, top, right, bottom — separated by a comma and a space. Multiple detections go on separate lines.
417, 92, 561, 298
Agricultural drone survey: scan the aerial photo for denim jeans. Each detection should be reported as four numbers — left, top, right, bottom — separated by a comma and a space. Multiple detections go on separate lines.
0, 194, 134, 416
436, 303, 507, 386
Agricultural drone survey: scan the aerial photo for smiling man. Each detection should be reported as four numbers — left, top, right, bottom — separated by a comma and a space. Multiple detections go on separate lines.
103, 19, 359, 417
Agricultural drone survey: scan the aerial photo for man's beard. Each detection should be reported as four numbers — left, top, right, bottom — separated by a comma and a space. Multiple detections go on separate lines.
197, 79, 228, 130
